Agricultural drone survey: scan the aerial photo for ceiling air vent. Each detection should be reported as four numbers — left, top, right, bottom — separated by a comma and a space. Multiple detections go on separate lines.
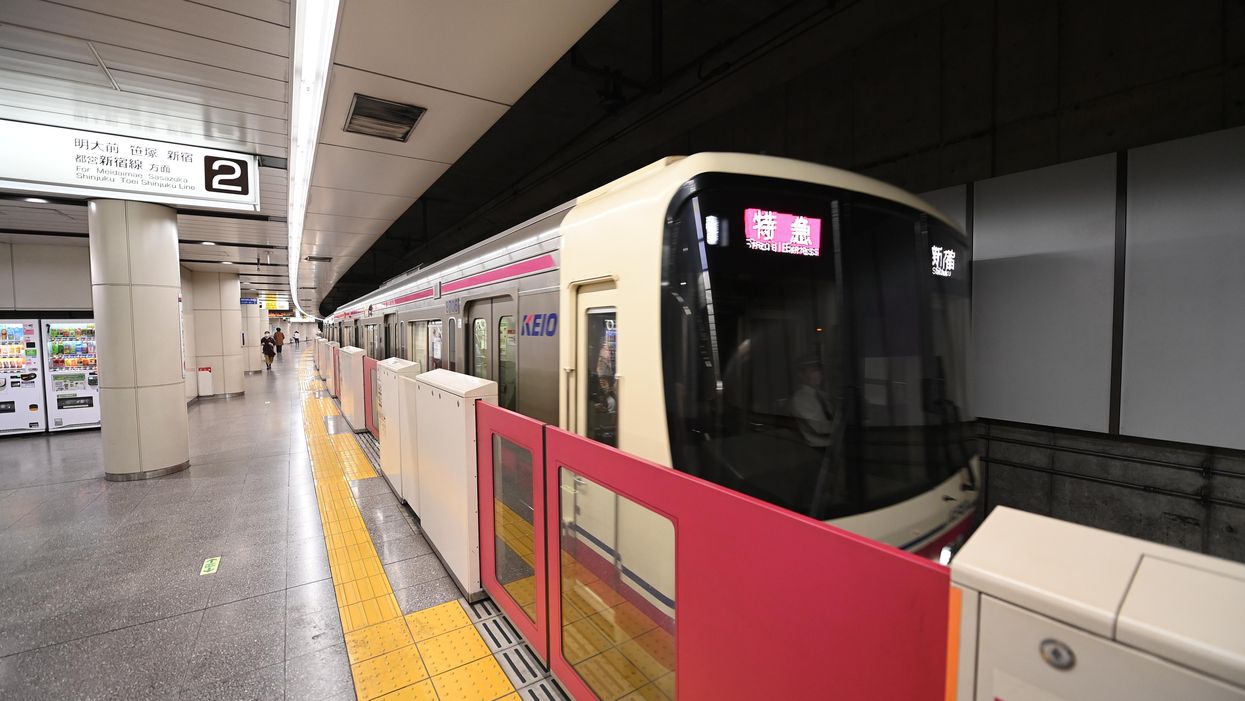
344, 94, 426, 142
305, 255, 333, 263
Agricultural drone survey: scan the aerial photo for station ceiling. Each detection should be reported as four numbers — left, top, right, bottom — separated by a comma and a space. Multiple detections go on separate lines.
0, 0, 615, 309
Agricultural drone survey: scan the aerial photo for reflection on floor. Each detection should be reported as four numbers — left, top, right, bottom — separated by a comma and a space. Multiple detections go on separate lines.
493, 496, 676, 700
561, 549, 676, 701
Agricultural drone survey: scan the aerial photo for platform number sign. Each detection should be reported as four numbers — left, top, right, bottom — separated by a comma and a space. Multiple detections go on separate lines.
204, 156, 250, 195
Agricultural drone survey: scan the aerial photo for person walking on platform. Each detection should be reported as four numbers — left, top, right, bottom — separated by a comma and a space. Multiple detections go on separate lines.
261, 331, 276, 370
293, 329, 300, 345
273, 328, 285, 357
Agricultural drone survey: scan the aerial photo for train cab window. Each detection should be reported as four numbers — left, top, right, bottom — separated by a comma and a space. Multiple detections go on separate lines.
661, 175, 973, 521
497, 316, 517, 411
584, 309, 618, 447
471, 317, 489, 379
429, 320, 443, 370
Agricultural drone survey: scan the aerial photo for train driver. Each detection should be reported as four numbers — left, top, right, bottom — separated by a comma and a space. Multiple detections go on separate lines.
791, 355, 836, 448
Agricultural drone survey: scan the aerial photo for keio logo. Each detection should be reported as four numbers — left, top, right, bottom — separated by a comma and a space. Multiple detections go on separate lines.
521, 313, 558, 337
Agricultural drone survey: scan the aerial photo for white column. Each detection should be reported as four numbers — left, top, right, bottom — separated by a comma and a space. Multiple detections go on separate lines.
242, 301, 264, 373
88, 200, 190, 480
192, 271, 244, 395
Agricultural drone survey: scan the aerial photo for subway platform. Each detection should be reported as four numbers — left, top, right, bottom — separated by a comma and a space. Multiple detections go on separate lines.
0, 344, 546, 700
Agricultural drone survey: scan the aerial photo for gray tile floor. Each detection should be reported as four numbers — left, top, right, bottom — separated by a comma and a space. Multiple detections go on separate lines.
0, 344, 456, 700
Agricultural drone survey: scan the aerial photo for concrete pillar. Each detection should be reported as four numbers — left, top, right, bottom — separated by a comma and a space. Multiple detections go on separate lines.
192, 271, 244, 396
242, 301, 265, 373
88, 200, 190, 481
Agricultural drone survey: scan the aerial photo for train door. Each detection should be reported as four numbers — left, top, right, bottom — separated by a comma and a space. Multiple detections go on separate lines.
409, 321, 428, 369
575, 284, 619, 448
465, 297, 517, 409
385, 314, 400, 359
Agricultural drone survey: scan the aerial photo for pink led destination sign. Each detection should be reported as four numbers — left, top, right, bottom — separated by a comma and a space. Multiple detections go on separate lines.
744, 208, 822, 256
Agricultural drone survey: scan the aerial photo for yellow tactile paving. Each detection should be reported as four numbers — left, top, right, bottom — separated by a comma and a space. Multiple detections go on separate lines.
352, 645, 428, 700
376, 680, 440, 701
346, 619, 416, 664
429, 657, 514, 701
417, 626, 492, 676
297, 364, 515, 700
405, 601, 472, 642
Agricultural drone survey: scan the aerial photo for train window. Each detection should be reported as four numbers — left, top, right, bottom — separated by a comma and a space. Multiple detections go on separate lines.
492, 434, 535, 621
498, 316, 517, 411
558, 468, 675, 699
412, 322, 428, 371
429, 320, 443, 370
661, 176, 974, 521
584, 308, 618, 447
471, 317, 489, 379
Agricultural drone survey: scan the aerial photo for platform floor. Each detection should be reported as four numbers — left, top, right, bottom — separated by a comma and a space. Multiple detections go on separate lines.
0, 345, 538, 700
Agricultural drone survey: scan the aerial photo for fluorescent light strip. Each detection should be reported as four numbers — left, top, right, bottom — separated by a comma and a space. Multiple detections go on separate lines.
287, 0, 342, 320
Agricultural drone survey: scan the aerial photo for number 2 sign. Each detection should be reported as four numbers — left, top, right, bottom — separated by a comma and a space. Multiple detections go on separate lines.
204, 156, 250, 195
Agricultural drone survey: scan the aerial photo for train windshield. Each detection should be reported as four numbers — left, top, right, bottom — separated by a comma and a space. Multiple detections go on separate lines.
661, 174, 974, 520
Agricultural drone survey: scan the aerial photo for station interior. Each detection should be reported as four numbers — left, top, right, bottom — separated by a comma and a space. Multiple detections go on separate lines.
0, 1, 1243, 700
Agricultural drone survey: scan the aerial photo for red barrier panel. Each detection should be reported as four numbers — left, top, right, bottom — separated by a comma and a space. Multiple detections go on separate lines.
476, 403, 549, 661
363, 357, 379, 438
542, 425, 950, 701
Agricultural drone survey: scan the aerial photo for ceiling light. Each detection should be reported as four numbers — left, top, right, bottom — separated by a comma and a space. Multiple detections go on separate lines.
344, 94, 426, 142
24, 197, 48, 203
287, 0, 341, 322
201, 241, 216, 246
305, 255, 332, 263
221, 261, 233, 265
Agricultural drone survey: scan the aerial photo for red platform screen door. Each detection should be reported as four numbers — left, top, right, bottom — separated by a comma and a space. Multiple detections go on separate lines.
542, 425, 950, 701
477, 402, 550, 660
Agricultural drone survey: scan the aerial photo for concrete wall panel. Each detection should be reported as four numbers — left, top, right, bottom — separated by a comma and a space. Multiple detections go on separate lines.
0, 244, 14, 309
972, 155, 1116, 431
1121, 126, 1245, 449
13, 245, 92, 310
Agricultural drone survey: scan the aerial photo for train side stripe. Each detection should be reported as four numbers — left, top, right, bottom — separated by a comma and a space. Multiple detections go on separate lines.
440, 254, 557, 294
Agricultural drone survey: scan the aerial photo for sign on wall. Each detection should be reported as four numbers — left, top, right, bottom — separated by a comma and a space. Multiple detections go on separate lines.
0, 120, 260, 212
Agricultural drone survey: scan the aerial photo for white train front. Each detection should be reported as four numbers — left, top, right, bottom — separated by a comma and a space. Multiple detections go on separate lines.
325, 152, 978, 556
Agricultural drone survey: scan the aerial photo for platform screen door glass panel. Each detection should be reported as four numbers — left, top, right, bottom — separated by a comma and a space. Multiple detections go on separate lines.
472, 317, 489, 379
498, 316, 517, 411
428, 320, 443, 370
585, 309, 618, 447
559, 468, 675, 699
412, 322, 428, 369
492, 434, 536, 622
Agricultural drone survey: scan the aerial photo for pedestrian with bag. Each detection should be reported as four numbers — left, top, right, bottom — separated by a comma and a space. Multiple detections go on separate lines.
261, 331, 276, 370
273, 328, 285, 357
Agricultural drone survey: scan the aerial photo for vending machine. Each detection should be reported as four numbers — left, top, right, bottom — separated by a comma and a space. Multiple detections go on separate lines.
0, 320, 47, 435
41, 319, 100, 431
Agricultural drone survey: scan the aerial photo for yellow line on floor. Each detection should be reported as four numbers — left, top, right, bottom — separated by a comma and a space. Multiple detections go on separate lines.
298, 362, 517, 701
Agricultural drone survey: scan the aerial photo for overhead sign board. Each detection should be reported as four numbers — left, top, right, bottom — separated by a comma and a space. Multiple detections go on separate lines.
0, 120, 260, 212
240, 298, 259, 305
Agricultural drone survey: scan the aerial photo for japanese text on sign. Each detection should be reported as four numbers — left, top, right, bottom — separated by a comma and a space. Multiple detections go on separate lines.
0, 120, 259, 211
744, 208, 822, 257
931, 245, 957, 277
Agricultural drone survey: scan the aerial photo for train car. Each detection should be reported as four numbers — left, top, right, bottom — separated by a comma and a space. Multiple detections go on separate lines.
325, 153, 979, 567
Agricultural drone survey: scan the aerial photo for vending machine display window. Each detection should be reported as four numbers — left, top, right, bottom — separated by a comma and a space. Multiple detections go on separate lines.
42, 320, 100, 431
0, 320, 46, 434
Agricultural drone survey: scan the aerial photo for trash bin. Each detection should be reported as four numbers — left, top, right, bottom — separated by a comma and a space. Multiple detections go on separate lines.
197, 367, 213, 396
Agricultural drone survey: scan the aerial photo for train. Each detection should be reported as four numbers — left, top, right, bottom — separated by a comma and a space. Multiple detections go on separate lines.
323, 153, 979, 566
